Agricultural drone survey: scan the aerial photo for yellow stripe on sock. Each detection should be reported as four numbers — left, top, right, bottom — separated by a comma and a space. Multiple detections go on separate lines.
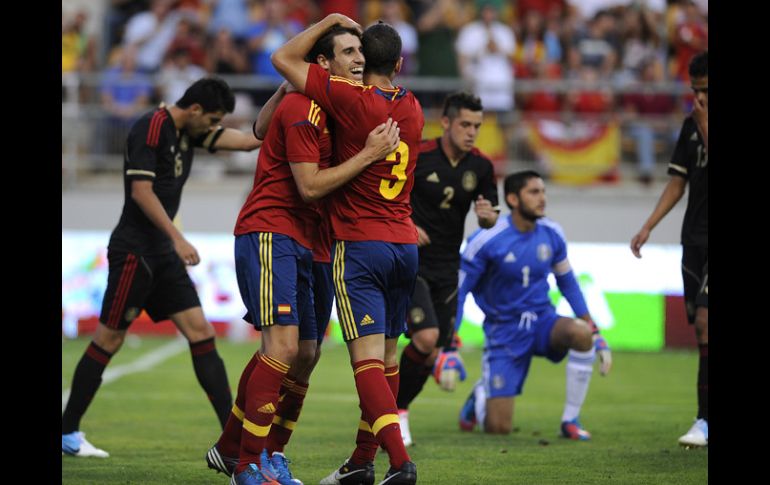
261, 355, 290, 373
354, 363, 385, 375
358, 420, 372, 432
272, 415, 297, 430
384, 368, 399, 377
243, 418, 271, 438
371, 414, 400, 436
231, 404, 244, 421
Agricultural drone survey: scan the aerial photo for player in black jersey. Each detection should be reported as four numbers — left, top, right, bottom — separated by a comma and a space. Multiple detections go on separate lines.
62, 78, 262, 458
630, 52, 708, 448
396, 92, 500, 446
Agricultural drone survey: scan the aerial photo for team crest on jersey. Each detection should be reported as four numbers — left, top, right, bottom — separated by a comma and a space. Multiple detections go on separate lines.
462, 171, 478, 192
537, 243, 551, 261
492, 374, 505, 390
410, 307, 426, 325
180, 134, 189, 152
124, 307, 140, 322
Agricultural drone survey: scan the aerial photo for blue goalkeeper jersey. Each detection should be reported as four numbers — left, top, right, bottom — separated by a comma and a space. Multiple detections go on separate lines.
456, 215, 572, 326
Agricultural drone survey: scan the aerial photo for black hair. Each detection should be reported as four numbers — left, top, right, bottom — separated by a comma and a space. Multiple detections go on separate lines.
503, 170, 542, 209
305, 26, 362, 63
688, 51, 707, 79
362, 22, 401, 76
176, 77, 235, 113
442, 91, 483, 120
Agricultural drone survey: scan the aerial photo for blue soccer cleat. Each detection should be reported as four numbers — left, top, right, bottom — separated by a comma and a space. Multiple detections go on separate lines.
230, 463, 280, 485
267, 450, 303, 485
561, 417, 591, 441
678, 418, 708, 448
62, 431, 109, 458
458, 389, 477, 431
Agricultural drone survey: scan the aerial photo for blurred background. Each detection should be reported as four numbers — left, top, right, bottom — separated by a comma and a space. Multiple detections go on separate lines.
62, 0, 707, 351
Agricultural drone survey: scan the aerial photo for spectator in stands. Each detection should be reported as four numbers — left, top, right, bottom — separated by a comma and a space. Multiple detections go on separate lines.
373, 0, 419, 76
159, 47, 209, 106
513, 9, 561, 79
167, 16, 210, 69
98, 47, 154, 155
246, 0, 304, 79
615, 5, 664, 86
123, 0, 184, 74
564, 65, 614, 115
670, 0, 707, 82
621, 56, 677, 185
206, 0, 252, 42
413, 0, 474, 78
456, 0, 516, 112
567, 9, 619, 79
208, 27, 250, 74
62, 10, 97, 74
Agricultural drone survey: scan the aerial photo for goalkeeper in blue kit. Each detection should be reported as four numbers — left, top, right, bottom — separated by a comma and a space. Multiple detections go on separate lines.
449, 170, 612, 439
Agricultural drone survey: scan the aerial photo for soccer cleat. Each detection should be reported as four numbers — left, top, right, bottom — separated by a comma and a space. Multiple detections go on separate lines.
458, 389, 477, 431
61, 431, 109, 458
319, 458, 375, 485
398, 410, 413, 447
378, 461, 416, 485
678, 418, 708, 448
269, 451, 303, 485
230, 463, 280, 485
561, 418, 591, 441
206, 443, 238, 477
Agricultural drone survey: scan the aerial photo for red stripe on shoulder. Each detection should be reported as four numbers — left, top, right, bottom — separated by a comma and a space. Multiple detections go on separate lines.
470, 146, 492, 161
147, 110, 168, 148
420, 138, 438, 153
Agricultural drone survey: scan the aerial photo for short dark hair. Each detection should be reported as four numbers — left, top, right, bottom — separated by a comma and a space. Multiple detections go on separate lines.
503, 170, 542, 208
176, 77, 235, 113
305, 26, 362, 63
362, 22, 401, 76
689, 51, 708, 79
442, 91, 483, 120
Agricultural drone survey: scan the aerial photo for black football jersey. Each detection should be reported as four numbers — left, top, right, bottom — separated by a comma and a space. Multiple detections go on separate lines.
411, 138, 499, 266
668, 116, 707, 248
108, 107, 219, 254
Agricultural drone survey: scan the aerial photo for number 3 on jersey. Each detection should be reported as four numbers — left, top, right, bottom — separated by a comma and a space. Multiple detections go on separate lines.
379, 141, 409, 200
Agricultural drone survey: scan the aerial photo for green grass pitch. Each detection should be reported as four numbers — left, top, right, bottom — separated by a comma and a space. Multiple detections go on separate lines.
62, 336, 707, 484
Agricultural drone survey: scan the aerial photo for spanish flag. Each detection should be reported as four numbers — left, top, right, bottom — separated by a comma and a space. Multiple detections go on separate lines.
277, 304, 291, 315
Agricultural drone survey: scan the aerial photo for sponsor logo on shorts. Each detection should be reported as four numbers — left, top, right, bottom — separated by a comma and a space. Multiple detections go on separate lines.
360, 314, 375, 325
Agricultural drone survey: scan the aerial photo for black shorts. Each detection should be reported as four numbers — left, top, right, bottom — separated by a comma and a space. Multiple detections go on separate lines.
99, 249, 201, 330
406, 274, 458, 348
681, 245, 708, 324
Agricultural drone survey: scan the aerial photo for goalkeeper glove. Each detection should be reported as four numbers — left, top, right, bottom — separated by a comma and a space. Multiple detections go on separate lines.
433, 350, 467, 391
593, 334, 612, 376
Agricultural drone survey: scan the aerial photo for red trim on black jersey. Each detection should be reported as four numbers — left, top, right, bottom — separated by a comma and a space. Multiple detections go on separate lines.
420, 138, 438, 154
147, 109, 168, 148
107, 254, 138, 328
469, 146, 492, 161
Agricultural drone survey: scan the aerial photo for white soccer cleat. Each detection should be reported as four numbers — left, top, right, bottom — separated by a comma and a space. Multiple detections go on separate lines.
62, 431, 109, 458
678, 418, 708, 447
398, 409, 413, 447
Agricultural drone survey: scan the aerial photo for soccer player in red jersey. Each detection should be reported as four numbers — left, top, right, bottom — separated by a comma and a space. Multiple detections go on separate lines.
274, 14, 424, 485
212, 26, 401, 485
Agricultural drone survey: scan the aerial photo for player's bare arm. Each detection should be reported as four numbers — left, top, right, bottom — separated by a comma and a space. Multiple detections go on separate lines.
130, 180, 200, 265
415, 226, 431, 247
630, 176, 686, 258
474, 195, 499, 228
253, 81, 290, 140
271, 13, 361, 93
211, 127, 262, 151
290, 118, 400, 202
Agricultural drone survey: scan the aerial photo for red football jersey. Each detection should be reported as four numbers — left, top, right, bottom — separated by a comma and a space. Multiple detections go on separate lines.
305, 64, 423, 244
234, 92, 332, 251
